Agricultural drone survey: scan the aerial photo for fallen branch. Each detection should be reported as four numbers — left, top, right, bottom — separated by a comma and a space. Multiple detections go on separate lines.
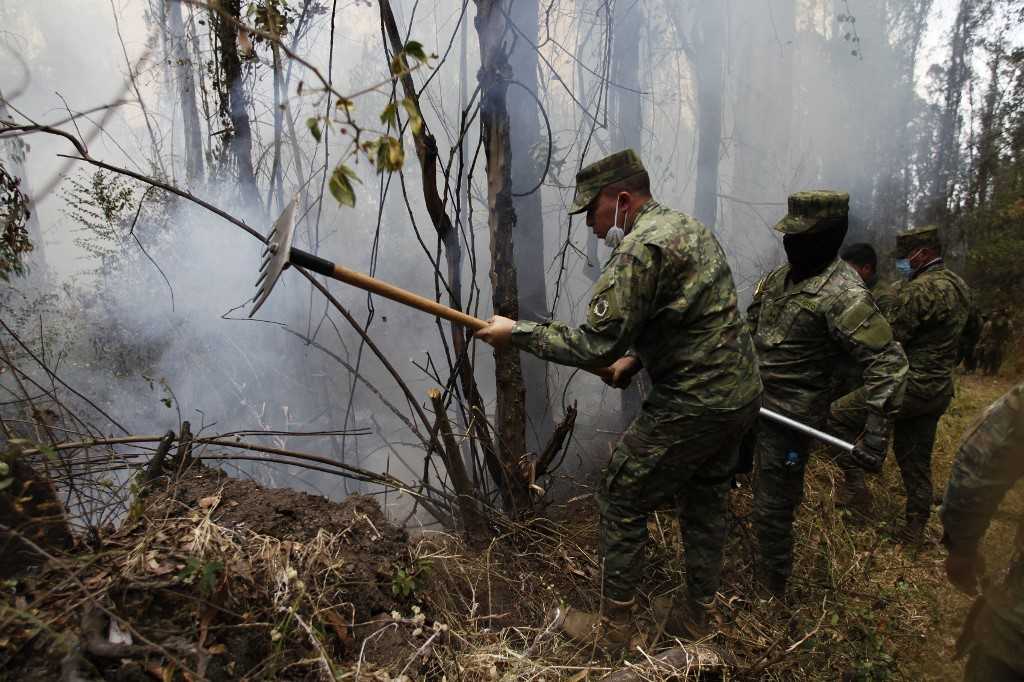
601, 641, 735, 681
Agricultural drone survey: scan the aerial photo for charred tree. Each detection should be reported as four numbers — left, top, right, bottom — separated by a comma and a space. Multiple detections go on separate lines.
211, 0, 260, 208
378, 0, 521, 515
475, 0, 531, 513
507, 0, 553, 450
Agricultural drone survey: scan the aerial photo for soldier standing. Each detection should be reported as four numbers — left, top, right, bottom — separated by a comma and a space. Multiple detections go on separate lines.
833, 226, 974, 543
748, 191, 907, 597
941, 381, 1024, 681
475, 149, 762, 648
840, 242, 900, 315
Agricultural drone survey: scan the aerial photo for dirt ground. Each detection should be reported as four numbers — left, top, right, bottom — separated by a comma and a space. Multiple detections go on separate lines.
0, 373, 1019, 680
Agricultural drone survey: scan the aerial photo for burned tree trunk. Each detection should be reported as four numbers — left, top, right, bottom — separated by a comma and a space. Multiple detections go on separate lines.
611, 0, 646, 423
211, 0, 260, 208
166, 0, 205, 186
378, 0, 522, 514
476, 0, 531, 513
508, 0, 553, 450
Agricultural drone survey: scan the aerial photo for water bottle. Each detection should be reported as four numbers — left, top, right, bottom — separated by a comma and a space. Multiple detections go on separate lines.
784, 450, 800, 468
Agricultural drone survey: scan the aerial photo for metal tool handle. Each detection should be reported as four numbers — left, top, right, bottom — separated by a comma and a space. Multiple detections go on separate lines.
758, 407, 854, 452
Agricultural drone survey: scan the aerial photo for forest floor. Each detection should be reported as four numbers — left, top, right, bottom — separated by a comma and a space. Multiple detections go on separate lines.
0, 373, 1019, 680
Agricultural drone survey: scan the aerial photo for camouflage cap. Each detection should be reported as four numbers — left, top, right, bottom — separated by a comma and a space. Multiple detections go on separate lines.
774, 190, 850, 234
895, 225, 941, 257
568, 149, 646, 215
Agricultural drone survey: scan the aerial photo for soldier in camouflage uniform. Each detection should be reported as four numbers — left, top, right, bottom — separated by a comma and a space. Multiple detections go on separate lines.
828, 243, 900, 411
840, 242, 900, 316
832, 226, 974, 542
476, 149, 762, 648
941, 382, 1024, 681
748, 191, 907, 597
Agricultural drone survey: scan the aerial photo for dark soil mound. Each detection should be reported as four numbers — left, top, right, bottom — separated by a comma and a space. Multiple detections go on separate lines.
0, 463, 429, 681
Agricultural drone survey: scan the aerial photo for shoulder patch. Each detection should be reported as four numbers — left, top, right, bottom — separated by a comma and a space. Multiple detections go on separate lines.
836, 299, 893, 351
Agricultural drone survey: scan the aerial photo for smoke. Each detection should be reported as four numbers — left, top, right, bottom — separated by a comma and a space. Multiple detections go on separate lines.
0, 0, 980, 518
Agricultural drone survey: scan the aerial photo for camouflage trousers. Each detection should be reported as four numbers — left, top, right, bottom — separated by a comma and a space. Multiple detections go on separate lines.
751, 417, 816, 582
831, 388, 952, 525
964, 556, 1024, 678
963, 649, 1024, 682
596, 398, 760, 603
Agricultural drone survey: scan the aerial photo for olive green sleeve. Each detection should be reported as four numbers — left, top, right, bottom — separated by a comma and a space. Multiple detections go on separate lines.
827, 291, 907, 417
889, 281, 923, 343
941, 383, 1024, 552
510, 241, 657, 368
746, 274, 768, 335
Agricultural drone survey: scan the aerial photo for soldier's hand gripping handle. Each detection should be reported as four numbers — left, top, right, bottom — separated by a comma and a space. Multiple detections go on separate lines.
850, 412, 889, 473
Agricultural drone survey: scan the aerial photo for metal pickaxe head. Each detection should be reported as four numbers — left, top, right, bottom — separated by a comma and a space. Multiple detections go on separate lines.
249, 196, 299, 318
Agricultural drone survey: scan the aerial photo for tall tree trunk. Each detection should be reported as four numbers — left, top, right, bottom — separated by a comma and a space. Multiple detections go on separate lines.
212, 0, 260, 208
476, 0, 530, 513
972, 48, 1002, 209
731, 1, 794, 210
167, 0, 205, 186
378, 0, 521, 516
270, 42, 285, 214
930, 0, 975, 221
508, 0, 552, 450
664, 1, 725, 229
691, 3, 726, 230
611, 0, 646, 423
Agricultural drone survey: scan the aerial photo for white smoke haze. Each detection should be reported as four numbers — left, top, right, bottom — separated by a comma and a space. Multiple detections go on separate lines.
0, 0, 1006, 524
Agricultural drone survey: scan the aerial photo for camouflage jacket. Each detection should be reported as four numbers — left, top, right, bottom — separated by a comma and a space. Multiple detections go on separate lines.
942, 382, 1024, 553
511, 200, 762, 415
890, 260, 972, 398
748, 258, 907, 424
830, 279, 900, 399
873, 280, 901, 319
941, 382, 1024, 669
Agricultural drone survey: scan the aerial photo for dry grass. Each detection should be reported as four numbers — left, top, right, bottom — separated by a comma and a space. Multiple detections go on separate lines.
404, 373, 1021, 680
2, 374, 1018, 681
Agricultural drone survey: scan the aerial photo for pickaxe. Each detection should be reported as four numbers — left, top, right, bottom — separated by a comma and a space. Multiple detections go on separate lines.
250, 197, 854, 454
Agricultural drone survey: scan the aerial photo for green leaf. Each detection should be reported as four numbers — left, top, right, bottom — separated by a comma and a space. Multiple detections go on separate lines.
380, 102, 398, 128
402, 40, 428, 64
329, 164, 360, 207
0, 478, 13, 492
335, 97, 354, 115
306, 117, 322, 143
38, 444, 57, 462
372, 136, 405, 173
400, 97, 422, 135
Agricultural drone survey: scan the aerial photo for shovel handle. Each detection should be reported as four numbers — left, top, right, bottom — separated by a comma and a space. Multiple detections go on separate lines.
290, 248, 613, 381
291, 247, 486, 330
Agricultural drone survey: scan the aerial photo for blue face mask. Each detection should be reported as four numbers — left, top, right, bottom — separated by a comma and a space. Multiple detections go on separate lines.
895, 258, 913, 279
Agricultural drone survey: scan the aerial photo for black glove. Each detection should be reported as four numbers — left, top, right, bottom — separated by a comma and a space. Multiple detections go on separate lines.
849, 413, 889, 473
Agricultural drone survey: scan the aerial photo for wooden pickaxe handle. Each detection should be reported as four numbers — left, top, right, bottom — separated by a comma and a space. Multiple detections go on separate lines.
291, 248, 486, 331
289, 248, 614, 381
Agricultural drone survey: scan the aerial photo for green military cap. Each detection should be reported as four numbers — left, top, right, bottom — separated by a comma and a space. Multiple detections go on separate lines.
895, 225, 941, 257
774, 190, 850, 234
568, 149, 646, 215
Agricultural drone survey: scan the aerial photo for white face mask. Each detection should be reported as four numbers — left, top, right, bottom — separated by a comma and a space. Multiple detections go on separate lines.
604, 200, 626, 249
